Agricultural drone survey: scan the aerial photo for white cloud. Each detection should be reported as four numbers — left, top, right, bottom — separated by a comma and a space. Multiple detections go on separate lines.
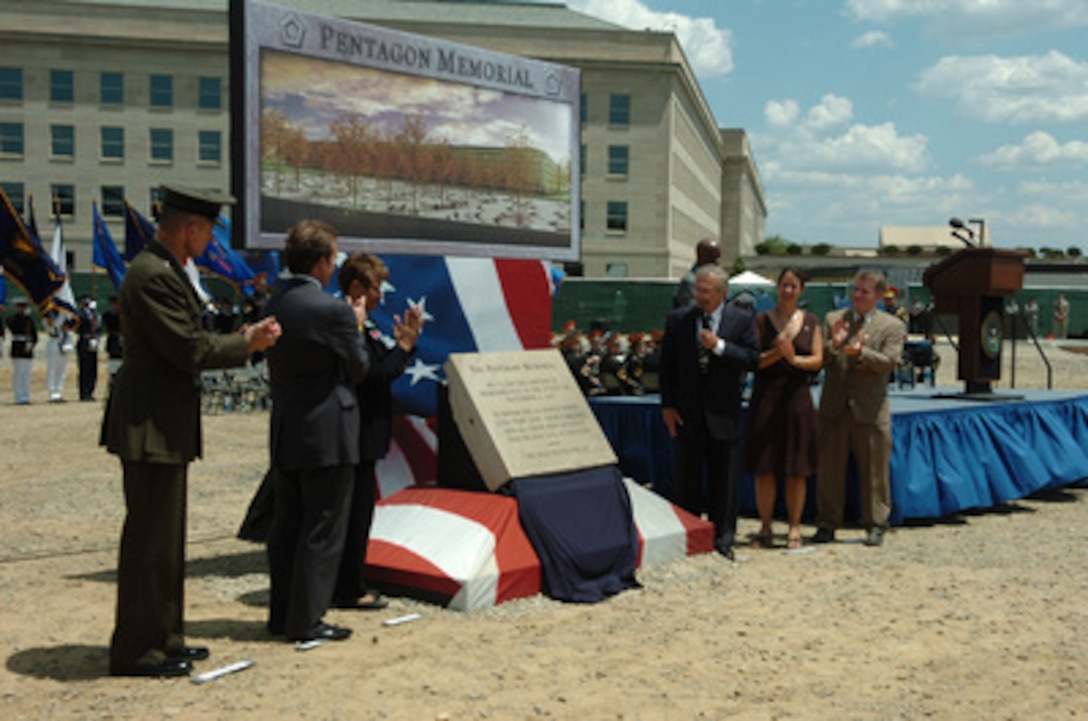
1019, 178, 1088, 199
844, 0, 1088, 35
759, 168, 977, 245
978, 132, 1088, 168
850, 30, 893, 49
567, 0, 733, 76
760, 97, 927, 172
765, 166, 971, 198
914, 51, 1088, 124
998, 203, 1079, 231
1004, 181, 1088, 237
765, 99, 800, 126
802, 123, 929, 171
804, 94, 854, 131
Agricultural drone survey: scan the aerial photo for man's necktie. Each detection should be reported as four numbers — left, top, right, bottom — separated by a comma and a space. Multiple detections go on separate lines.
698, 313, 712, 374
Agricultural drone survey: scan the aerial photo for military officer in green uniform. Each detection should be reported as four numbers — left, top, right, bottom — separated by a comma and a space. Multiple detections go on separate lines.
101, 185, 281, 678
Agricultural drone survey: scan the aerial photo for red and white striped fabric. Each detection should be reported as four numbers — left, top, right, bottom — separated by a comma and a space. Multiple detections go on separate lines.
364, 487, 541, 611
624, 478, 715, 565
376, 416, 438, 500
363, 479, 714, 611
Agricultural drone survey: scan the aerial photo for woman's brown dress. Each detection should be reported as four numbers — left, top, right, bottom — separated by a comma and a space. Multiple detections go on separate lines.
741, 311, 819, 477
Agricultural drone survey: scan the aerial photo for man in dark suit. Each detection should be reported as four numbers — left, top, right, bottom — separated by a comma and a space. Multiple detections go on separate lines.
102, 185, 281, 678
660, 264, 759, 559
263, 220, 370, 643
331, 252, 423, 610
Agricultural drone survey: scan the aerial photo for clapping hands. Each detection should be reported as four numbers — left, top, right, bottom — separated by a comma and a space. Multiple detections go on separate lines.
393, 305, 425, 351
243, 316, 282, 352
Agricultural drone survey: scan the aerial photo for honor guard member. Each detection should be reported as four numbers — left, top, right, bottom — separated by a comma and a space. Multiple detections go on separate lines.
76, 295, 101, 401
7, 298, 37, 404
43, 307, 72, 403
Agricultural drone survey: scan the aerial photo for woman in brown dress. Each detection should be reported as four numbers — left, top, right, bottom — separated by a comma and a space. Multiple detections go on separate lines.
742, 267, 823, 549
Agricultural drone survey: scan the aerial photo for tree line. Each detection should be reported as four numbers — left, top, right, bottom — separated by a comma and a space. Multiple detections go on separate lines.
755, 234, 1083, 260
261, 109, 570, 222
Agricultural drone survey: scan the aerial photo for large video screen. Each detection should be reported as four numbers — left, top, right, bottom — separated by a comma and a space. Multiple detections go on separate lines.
230, 0, 581, 261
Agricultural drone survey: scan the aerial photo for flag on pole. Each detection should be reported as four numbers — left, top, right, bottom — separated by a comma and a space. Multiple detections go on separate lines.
245, 249, 281, 287
44, 209, 79, 325
122, 200, 213, 303
0, 187, 68, 310
196, 216, 258, 296
23, 193, 39, 244
123, 200, 155, 261
184, 257, 214, 305
92, 201, 127, 291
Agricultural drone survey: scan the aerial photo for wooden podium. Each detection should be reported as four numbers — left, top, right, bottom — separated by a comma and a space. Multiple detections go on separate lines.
922, 248, 1027, 395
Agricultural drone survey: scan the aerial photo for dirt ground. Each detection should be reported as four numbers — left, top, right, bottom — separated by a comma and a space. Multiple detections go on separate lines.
1, 341, 1086, 720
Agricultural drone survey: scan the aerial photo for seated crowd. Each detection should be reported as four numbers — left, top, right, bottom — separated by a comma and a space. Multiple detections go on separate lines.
553, 322, 664, 397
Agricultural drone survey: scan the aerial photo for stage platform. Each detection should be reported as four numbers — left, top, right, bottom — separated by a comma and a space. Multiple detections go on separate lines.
589, 387, 1088, 525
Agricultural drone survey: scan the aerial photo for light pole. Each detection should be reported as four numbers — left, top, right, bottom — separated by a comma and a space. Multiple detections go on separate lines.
949, 217, 986, 247
968, 218, 985, 246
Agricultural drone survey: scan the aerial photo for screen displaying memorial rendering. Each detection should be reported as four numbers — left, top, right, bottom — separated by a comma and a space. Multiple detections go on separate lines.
232, 0, 581, 261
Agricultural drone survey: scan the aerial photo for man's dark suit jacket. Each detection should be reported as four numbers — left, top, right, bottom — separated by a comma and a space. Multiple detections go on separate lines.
263, 275, 371, 638
263, 277, 370, 471
660, 301, 759, 440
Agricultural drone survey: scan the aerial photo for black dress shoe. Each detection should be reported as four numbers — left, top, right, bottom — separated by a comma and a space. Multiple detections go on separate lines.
290, 622, 352, 643
167, 646, 210, 661
714, 541, 735, 561
811, 527, 836, 544
111, 658, 192, 678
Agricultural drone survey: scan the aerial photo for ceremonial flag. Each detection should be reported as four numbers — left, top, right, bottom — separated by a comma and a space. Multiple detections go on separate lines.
245, 249, 281, 287
197, 216, 258, 296
92, 202, 127, 291
184, 258, 213, 305
370, 255, 552, 418
24, 193, 39, 243
123, 200, 155, 261
322, 252, 346, 298
122, 200, 212, 302
0, 187, 68, 310
44, 210, 79, 324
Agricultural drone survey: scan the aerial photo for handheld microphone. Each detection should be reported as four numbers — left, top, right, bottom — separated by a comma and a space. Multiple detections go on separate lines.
698, 312, 712, 373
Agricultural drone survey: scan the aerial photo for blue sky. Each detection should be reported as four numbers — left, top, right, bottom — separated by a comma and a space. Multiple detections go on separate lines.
566, 0, 1088, 252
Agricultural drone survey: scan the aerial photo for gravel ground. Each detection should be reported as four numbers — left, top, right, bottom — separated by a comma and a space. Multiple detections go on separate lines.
0, 343, 1086, 720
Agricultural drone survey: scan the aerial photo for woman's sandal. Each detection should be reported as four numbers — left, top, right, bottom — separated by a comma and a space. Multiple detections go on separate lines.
749, 533, 774, 549
786, 532, 803, 550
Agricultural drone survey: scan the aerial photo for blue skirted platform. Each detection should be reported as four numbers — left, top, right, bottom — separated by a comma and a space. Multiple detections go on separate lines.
589, 388, 1088, 525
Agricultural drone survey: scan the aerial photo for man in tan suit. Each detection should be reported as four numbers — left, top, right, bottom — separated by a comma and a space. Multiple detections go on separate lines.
102, 186, 281, 677
813, 269, 904, 547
